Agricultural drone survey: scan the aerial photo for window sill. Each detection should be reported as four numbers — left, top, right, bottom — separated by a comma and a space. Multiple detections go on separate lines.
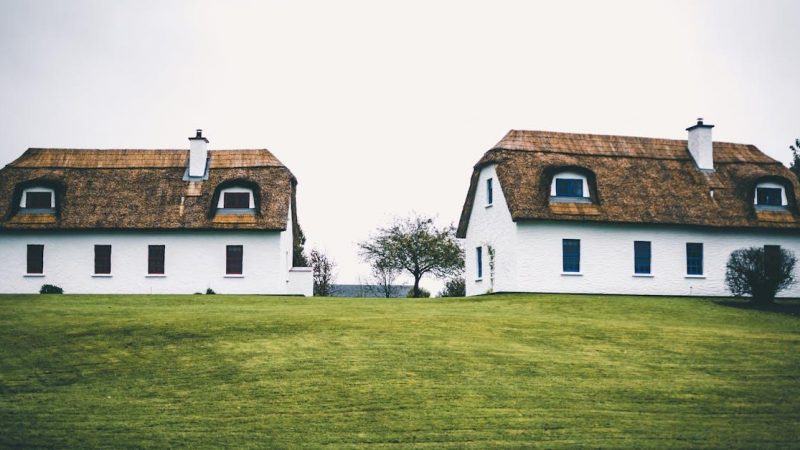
685, 275, 706, 279
145, 274, 166, 278
224, 274, 245, 278
485, 203, 493, 209
561, 272, 583, 276
475, 278, 483, 282
92, 274, 113, 277
632, 274, 654, 278
24, 273, 45, 277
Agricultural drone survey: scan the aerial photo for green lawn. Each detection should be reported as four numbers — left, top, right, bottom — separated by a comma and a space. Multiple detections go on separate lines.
1, 294, 799, 448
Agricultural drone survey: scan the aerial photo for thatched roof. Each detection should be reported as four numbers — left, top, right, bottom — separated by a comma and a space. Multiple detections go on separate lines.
0, 148, 297, 231
457, 130, 800, 238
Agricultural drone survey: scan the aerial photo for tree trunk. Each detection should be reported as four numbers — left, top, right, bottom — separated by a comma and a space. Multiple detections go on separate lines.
412, 276, 421, 298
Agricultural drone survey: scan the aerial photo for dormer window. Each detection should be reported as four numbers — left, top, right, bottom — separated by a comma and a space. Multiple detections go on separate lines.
20, 188, 55, 211
215, 186, 256, 213
754, 181, 787, 209
550, 171, 590, 203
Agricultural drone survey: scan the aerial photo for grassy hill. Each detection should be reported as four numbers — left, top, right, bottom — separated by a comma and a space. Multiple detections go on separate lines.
1, 294, 798, 448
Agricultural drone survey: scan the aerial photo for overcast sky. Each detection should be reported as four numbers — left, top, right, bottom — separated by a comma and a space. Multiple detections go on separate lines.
1, 0, 798, 292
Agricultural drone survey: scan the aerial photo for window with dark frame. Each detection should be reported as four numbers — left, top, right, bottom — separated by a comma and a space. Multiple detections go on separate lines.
562, 239, 581, 273
223, 192, 250, 209
148, 245, 165, 275
634, 241, 651, 274
25, 191, 52, 209
476, 246, 483, 279
27, 244, 44, 274
686, 243, 703, 275
756, 187, 782, 206
94, 245, 112, 274
226, 245, 243, 275
555, 178, 583, 197
486, 178, 493, 205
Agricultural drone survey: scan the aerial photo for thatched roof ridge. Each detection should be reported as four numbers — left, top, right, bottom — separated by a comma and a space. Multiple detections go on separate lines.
456, 129, 800, 238
0, 148, 297, 231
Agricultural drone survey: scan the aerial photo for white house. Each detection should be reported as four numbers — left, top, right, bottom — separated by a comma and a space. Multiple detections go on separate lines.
457, 120, 800, 297
0, 130, 312, 295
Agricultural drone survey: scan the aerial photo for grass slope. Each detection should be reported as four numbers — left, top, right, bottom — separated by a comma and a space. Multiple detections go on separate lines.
0, 294, 799, 448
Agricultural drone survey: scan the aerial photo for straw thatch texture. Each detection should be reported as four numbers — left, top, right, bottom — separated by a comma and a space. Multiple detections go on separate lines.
0, 148, 296, 231
456, 130, 800, 238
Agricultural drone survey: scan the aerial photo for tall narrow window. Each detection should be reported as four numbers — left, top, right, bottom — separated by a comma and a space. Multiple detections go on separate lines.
25, 191, 52, 209
634, 241, 651, 274
223, 192, 250, 209
226, 245, 243, 275
94, 245, 112, 274
27, 244, 44, 274
686, 243, 703, 275
562, 239, 580, 273
476, 246, 483, 279
555, 179, 583, 197
148, 245, 165, 275
486, 178, 493, 205
764, 245, 781, 279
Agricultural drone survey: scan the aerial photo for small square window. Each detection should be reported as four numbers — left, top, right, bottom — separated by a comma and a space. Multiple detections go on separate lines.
555, 179, 583, 197
756, 187, 782, 206
25, 192, 52, 209
223, 192, 250, 209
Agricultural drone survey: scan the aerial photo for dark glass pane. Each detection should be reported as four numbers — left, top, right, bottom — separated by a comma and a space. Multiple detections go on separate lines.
95, 245, 112, 274
563, 239, 580, 272
226, 245, 243, 274
634, 241, 651, 274
26, 192, 52, 209
555, 179, 583, 197
756, 188, 782, 206
223, 192, 250, 209
486, 179, 493, 204
148, 245, 165, 274
476, 246, 483, 278
686, 243, 703, 275
27, 244, 44, 274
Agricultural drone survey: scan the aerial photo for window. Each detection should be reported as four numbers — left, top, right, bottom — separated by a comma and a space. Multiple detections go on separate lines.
765, 245, 781, 278
148, 245, 165, 275
486, 178, 493, 205
226, 245, 243, 275
476, 246, 483, 279
756, 187, 782, 206
686, 243, 703, 275
555, 179, 583, 197
27, 244, 44, 274
94, 245, 112, 274
562, 239, 580, 273
223, 192, 250, 209
25, 191, 52, 209
634, 241, 651, 274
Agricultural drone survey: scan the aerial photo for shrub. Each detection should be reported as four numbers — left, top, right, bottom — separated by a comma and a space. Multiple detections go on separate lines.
725, 246, 797, 304
407, 286, 430, 298
439, 277, 466, 297
206, 288, 216, 295
40, 284, 63, 294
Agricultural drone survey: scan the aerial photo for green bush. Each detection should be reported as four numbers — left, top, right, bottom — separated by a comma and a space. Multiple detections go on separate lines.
406, 287, 431, 298
439, 277, 466, 297
206, 288, 216, 295
40, 284, 64, 294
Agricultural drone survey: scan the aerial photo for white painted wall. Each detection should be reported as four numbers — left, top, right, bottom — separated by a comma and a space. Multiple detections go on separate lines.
464, 165, 800, 297
687, 124, 714, 170
0, 228, 312, 295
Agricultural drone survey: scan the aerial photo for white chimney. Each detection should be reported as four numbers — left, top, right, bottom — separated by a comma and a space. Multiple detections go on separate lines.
686, 118, 714, 171
188, 129, 209, 177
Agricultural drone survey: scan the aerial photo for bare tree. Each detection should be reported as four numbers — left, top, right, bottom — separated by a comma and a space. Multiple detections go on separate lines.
359, 214, 464, 298
369, 259, 401, 298
310, 249, 336, 297
790, 138, 800, 181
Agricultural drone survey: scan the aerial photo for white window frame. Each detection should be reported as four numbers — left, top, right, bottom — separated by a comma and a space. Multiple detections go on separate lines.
486, 178, 494, 207
550, 171, 590, 198
20, 187, 56, 208
217, 187, 255, 209
754, 182, 787, 206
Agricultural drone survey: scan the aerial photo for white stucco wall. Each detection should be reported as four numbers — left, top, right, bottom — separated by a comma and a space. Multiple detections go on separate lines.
464, 165, 800, 297
0, 230, 301, 295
